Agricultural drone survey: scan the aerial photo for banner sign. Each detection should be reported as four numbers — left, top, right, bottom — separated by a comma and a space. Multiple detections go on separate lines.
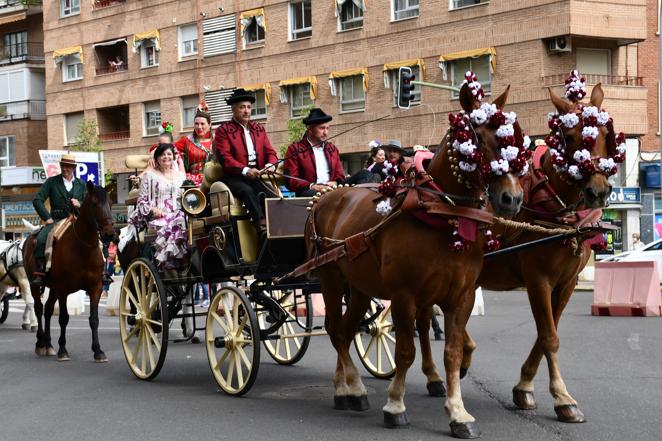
608, 187, 641, 205
38, 150, 105, 186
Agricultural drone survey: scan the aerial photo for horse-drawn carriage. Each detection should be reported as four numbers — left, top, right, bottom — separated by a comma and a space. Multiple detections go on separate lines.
118, 155, 397, 395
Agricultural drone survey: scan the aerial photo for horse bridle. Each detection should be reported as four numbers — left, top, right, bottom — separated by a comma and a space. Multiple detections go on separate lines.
71, 202, 114, 249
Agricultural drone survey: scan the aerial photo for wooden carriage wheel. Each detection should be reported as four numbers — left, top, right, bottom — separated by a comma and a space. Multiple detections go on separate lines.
119, 258, 168, 381
256, 290, 312, 366
353, 302, 396, 379
0, 295, 8, 323
206, 285, 260, 396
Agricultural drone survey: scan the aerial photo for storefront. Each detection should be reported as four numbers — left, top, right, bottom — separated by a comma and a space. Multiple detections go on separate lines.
1, 166, 47, 240
594, 187, 640, 260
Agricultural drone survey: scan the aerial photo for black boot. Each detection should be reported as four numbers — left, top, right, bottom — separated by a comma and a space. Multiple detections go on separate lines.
102, 272, 113, 285
31, 258, 46, 285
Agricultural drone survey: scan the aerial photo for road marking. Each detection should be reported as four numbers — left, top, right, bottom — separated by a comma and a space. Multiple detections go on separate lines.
627, 333, 641, 350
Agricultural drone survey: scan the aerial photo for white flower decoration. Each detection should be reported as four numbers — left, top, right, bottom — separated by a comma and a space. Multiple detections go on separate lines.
598, 158, 616, 172
518, 162, 530, 176
376, 198, 392, 216
616, 142, 626, 155
453, 140, 477, 156
459, 161, 477, 172
573, 149, 591, 163
559, 113, 579, 128
481, 103, 498, 118
501, 146, 520, 162
597, 111, 610, 125
523, 135, 531, 149
504, 112, 517, 125
496, 124, 515, 138
369, 140, 381, 149
469, 109, 487, 126
582, 106, 599, 118
548, 112, 558, 121
568, 165, 583, 180
490, 159, 510, 175
581, 126, 599, 139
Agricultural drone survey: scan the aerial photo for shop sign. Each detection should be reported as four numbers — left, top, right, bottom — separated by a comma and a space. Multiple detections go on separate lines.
0, 167, 47, 186
608, 187, 640, 204
39, 150, 105, 186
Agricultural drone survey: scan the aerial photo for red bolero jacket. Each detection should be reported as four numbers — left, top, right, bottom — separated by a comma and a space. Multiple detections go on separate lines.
284, 138, 346, 193
213, 119, 278, 176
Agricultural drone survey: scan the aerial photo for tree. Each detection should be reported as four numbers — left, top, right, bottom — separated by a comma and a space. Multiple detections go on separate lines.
70, 118, 103, 152
279, 104, 314, 158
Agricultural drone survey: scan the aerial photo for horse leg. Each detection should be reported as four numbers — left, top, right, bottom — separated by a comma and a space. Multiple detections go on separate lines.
382, 297, 416, 428
43, 289, 57, 356
32, 284, 47, 355
89, 283, 108, 362
57, 296, 71, 361
339, 288, 371, 411
416, 306, 445, 397
19, 277, 37, 332
443, 300, 480, 438
460, 329, 477, 379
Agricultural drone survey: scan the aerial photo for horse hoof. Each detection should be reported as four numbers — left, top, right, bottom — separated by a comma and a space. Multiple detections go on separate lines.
426, 380, 446, 397
459, 368, 468, 379
555, 404, 586, 423
46, 347, 56, 356
190, 336, 201, 344
347, 394, 370, 411
94, 352, 108, 363
22, 324, 30, 330
57, 352, 71, 362
383, 411, 410, 428
512, 389, 537, 410
35, 346, 47, 356
30, 326, 37, 333
449, 421, 481, 439
333, 395, 349, 410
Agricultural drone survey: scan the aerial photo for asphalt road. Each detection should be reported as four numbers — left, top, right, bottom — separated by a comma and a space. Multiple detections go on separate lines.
1, 289, 660, 441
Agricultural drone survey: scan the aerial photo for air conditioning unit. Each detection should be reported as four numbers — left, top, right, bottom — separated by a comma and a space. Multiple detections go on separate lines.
547, 36, 572, 53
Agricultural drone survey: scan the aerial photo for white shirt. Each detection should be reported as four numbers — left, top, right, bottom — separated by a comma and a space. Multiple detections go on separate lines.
240, 122, 257, 176
309, 138, 330, 184
62, 175, 74, 192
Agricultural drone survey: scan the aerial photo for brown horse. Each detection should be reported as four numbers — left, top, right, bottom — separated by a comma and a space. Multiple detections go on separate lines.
306, 82, 525, 438
416, 83, 615, 424
23, 181, 115, 361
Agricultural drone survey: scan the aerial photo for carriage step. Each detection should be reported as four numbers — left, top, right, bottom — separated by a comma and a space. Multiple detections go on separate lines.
591, 304, 662, 317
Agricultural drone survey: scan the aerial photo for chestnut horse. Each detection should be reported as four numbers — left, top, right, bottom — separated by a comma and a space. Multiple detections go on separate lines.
306, 82, 525, 438
416, 82, 615, 424
23, 181, 115, 361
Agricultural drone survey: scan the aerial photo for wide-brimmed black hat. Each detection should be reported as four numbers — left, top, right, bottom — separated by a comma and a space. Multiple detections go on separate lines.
303, 108, 333, 126
382, 139, 403, 150
225, 88, 256, 105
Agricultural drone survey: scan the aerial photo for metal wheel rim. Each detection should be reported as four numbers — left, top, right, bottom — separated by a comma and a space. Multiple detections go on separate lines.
119, 258, 168, 380
257, 290, 310, 365
206, 286, 260, 396
0, 296, 8, 323
354, 303, 396, 379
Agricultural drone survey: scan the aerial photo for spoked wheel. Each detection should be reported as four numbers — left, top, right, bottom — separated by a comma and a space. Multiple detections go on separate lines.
206, 285, 260, 396
257, 290, 312, 365
0, 295, 8, 324
119, 258, 168, 381
354, 301, 396, 379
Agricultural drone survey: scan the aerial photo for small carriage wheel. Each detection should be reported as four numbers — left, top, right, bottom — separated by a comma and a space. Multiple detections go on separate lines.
206, 285, 260, 396
119, 258, 169, 381
257, 290, 312, 366
0, 295, 9, 324
353, 302, 396, 379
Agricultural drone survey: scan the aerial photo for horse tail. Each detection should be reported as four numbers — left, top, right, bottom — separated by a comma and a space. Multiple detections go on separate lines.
21, 218, 39, 233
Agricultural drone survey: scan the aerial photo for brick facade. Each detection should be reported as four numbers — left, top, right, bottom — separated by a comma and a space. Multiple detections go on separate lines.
638, 0, 660, 153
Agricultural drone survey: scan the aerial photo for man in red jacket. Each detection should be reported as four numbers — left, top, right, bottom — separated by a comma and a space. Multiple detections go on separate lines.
284, 108, 346, 197
214, 88, 279, 233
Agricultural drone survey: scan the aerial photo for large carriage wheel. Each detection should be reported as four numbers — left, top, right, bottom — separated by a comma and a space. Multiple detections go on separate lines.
257, 290, 312, 365
0, 295, 8, 323
353, 302, 396, 379
206, 285, 260, 396
119, 258, 168, 381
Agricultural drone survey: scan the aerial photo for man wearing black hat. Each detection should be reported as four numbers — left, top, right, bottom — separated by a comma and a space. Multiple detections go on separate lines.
284, 108, 346, 197
214, 88, 279, 234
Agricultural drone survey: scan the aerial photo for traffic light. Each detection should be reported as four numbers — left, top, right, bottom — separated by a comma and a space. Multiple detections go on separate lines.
397, 66, 416, 109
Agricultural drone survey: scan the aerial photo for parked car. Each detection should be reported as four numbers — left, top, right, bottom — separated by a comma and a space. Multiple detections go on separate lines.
600, 239, 662, 280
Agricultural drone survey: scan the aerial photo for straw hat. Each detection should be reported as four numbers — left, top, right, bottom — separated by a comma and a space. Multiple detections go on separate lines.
60, 154, 77, 167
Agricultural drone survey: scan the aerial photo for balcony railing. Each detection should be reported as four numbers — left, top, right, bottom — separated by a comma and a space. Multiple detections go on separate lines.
95, 62, 128, 76
99, 131, 130, 141
0, 42, 44, 64
93, 0, 126, 10
542, 74, 643, 87
0, 100, 46, 121
0, 0, 41, 14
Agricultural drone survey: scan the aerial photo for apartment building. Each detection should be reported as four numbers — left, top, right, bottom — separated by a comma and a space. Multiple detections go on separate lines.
43, 0, 648, 252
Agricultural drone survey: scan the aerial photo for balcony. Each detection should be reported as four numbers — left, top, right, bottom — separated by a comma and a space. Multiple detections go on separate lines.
95, 62, 128, 76
542, 74, 644, 88
99, 131, 130, 141
97, 105, 129, 142
0, 42, 44, 66
0, 100, 46, 121
93, 0, 126, 10
0, 0, 42, 19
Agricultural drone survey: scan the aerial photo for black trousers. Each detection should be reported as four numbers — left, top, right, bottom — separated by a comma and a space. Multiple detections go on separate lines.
222, 174, 278, 222
295, 188, 317, 197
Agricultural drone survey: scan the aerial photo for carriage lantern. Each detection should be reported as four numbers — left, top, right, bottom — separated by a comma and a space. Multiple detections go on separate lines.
181, 183, 207, 217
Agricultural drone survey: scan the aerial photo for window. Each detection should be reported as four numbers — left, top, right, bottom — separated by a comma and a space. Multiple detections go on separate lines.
181, 95, 198, 128
450, 0, 486, 9
393, 0, 418, 20
140, 39, 159, 68
290, 1, 312, 40
576, 48, 611, 76
290, 83, 313, 118
339, 76, 365, 112
65, 112, 84, 146
391, 66, 421, 105
244, 17, 265, 46
3, 31, 27, 58
202, 15, 236, 57
144, 101, 161, 136
93, 39, 128, 75
61, 0, 80, 17
249, 90, 267, 118
62, 54, 83, 82
204, 89, 234, 124
339, 1, 363, 31
178, 24, 198, 58
0, 136, 16, 167
450, 56, 491, 98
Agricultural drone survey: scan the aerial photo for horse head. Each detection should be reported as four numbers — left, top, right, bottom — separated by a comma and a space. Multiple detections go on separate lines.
83, 181, 115, 241
430, 73, 526, 218
546, 72, 620, 209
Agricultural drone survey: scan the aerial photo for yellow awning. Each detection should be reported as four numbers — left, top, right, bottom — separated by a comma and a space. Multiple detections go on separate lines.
439, 47, 496, 73
242, 82, 272, 106
52, 46, 84, 64
240, 8, 266, 33
329, 68, 369, 92
383, 58, 426, 76
133, 29, 160, 51
0, 11, 26, 26
279, 76, 318, 100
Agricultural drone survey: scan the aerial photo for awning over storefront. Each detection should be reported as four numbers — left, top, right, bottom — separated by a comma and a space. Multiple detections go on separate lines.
239, 8, 265, 33
132, 29, 160, 53
52, 46, 84, 66
328, 67, 369, 96
438, 47, 496, 80
93, 38, 127, 48
279, 76, 318, 103
242, 82, 272, 106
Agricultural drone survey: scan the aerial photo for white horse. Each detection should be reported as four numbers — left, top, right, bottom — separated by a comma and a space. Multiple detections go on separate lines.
0, 224, 38, 331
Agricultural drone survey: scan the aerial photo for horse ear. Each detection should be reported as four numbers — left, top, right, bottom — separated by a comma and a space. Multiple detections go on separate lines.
548, 87, 573, 114
491, 85, 510, 110
590, 83, 604, 108
86, 180, 94, 194
459, 83, 477, 113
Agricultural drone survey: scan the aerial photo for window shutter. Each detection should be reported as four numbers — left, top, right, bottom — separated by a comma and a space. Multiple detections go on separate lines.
203, 15, 236, 57
205, 88, 235, 124
66, 112, 84, 144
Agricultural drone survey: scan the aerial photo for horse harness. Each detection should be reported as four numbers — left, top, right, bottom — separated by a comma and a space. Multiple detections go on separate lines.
0, 240, 24, 285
